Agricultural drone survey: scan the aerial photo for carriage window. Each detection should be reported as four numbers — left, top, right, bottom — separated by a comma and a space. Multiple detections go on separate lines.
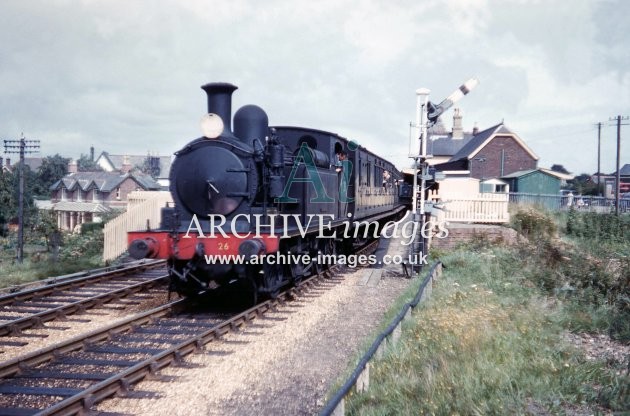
374, 166, 384, 188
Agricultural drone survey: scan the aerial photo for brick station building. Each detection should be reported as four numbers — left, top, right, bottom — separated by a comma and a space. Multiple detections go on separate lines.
432, 122, 538, 180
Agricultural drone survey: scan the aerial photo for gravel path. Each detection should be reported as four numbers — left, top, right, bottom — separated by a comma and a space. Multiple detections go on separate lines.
97, 238, 415, 415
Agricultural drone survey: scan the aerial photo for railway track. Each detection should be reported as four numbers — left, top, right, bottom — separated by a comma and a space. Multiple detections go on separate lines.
0, 240, 378, 416
0, 260, 167, 340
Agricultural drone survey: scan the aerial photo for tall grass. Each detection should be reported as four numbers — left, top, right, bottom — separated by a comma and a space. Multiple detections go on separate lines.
0, 229, 105, 288
344, 219, 629, 414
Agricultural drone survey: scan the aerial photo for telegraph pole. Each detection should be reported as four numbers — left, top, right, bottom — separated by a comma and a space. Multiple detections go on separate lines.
3, 133, 40, 263
609, 116, 628, 216
596, 122, 602, 196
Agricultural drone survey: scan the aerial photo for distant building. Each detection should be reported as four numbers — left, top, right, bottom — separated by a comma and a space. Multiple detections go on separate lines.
601, 163, 630, 197
0, 157, 9, 173
618, 164, 630, 193
433, 122, 539, 180
95, 151, 171, 187
48, 160, 161, 231
0, 156, 42, 173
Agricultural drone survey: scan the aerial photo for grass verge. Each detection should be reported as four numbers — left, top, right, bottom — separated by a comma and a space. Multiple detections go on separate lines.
0, 256, 104, 288
0, 230, 106, 288
343, 244, 629, 415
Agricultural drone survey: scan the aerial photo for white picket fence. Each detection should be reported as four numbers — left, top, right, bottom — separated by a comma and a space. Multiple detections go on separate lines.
429, 191, 510, 223
103, 191, 173, 261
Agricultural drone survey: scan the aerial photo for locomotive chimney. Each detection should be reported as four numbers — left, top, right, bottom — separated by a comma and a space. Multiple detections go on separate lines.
201, 82, 238, 135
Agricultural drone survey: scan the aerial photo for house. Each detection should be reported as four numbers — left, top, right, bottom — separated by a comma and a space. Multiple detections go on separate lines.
48, 161, 161, 231
0, 157, 42, 173
591, 164, 630, 198
617, 164, 630, 194
95, 151, 172, 187
433, 122, 539, 180
426, 109, 476, 166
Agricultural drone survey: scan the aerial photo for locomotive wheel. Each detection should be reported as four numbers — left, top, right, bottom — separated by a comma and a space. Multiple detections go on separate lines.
245, 276, 258, 306
262, 262, 283, 299
313, 239, 336, 276
289, 262, 304, 287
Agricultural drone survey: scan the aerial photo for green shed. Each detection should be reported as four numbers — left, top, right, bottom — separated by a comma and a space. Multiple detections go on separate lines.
501, 169, 567, 210
501, 169, 563, 195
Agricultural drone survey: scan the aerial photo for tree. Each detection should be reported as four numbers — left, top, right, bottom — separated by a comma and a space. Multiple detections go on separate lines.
77, 154, 102, 172
138, 155, 161, 179
569, 173, 599, 195
551, 164, 570, 174
34, 154, 70, 197
31, 209, 59, 252
0, 164, 37, 230
0, 170, 16, 233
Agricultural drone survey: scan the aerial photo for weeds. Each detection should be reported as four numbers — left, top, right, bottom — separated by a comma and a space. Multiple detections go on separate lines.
0, 229, 105, 288
345, 235, 629, 414
511, 207, 557, 240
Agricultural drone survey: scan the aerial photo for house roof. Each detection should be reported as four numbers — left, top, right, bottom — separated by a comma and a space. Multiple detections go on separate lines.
539, 167, 574, 180
1, 157, 43, 172
97, 152, 172, 178
49, 171, 161, 192
500, 169, 537, 179
34, 200, 54, 210
618, 164, 630, 176
427, 132, 475, 157
480, 178, 508, 185
501, 168, 568, 180
448, 123, 539, 162
51, 201, 111, 213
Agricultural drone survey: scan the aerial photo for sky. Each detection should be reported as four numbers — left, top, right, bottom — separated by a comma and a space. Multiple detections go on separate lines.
1, 0, 628, 175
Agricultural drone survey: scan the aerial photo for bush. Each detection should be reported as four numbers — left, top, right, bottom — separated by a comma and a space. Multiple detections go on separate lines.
566, 209, 630, 243
80, 222, 104, 234
60, 229, 103, 260
511, 208, 557, 239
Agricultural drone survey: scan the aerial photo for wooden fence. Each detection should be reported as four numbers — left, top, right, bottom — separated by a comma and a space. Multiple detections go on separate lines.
428, 191, 510, 223
103, 191, 173, 262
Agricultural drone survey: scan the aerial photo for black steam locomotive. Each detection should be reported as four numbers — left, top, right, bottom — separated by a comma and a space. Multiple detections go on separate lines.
128, 82, 406, 302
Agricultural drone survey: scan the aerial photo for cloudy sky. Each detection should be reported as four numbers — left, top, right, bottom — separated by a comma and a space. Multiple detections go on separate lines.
1, 0, 628, 175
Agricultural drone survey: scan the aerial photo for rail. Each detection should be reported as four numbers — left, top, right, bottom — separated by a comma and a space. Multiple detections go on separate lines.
0, 259, 164, 306
320, 261, 442, 416
0, 274, 168, 337
0, 257, 356, 415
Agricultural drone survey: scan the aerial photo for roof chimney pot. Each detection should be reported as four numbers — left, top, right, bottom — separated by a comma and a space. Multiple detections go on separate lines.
452, 108, 463, 140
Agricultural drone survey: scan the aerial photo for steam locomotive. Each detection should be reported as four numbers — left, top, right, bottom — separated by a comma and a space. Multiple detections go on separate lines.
128, 82, 406, 302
